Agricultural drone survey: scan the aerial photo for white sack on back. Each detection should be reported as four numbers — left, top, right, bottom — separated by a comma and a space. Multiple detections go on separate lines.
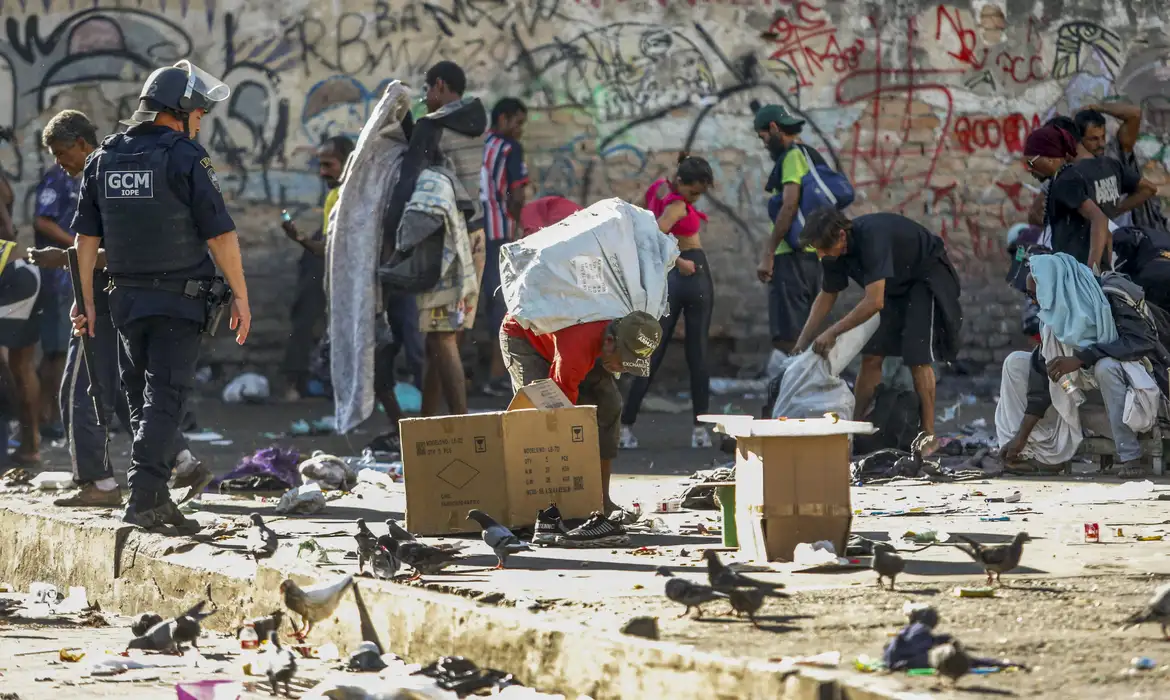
499, 198, 678, 335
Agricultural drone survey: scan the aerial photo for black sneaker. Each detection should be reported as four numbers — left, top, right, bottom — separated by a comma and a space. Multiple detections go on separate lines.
555, 511, 630, 548
532, 503, 567, 545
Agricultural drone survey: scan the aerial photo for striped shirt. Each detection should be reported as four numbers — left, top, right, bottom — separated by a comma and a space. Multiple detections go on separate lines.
480, 132, 529, 242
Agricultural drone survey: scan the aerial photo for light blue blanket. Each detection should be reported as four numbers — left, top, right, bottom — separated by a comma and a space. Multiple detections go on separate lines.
1028, 253, 1118, 348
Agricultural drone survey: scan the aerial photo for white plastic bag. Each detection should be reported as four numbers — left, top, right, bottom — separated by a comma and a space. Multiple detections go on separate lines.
222, 373, 270, 403
500, 198, 678, 335
275, 482, 327, 515
772, 315, 879, 419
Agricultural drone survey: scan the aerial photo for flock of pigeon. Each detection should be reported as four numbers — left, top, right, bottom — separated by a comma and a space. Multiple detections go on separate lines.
118, 516, 1170, 695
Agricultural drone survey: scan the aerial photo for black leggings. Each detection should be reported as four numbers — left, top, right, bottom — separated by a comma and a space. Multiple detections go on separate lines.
622, 248, 714, 425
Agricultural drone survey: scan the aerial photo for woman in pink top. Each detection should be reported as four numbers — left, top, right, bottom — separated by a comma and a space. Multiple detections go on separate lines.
621, 154, 716, 450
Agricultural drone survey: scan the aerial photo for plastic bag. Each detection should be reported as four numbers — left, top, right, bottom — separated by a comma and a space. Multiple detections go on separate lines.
274, 483, 326, 515
771, 315, 879, 419
500, 198, 677, 335
222, 373, 270, 403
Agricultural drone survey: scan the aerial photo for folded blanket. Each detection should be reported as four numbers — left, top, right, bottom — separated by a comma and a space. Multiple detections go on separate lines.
1029, 252, 1118, 347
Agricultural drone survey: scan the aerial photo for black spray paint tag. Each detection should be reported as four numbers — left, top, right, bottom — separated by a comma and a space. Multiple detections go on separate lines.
105, 170, 154, 199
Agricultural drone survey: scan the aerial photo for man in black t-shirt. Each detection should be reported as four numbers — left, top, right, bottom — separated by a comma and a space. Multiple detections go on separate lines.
793, 208, 962, 444
1023, 124, 1157, 270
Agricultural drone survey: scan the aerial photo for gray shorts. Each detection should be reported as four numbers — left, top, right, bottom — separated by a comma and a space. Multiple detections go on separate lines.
499, 328, 622, 461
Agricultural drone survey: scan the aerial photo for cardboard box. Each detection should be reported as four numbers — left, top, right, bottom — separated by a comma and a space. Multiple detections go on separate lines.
401, 380, 602, 535
699, 415, 875, 562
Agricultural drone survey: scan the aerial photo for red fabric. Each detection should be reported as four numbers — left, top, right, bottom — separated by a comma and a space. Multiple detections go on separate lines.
520, 196, 583, 237
502, 316, 610, 402
644, 178, 707, 237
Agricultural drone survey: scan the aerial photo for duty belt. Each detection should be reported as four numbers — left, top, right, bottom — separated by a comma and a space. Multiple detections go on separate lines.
108, 275, 211, 299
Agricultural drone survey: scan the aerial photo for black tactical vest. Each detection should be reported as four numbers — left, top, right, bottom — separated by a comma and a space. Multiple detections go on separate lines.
96, 131, 207, 275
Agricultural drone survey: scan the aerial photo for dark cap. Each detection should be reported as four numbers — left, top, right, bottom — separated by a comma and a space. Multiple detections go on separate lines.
753, 104, 804, 132
611, 311, 662, 377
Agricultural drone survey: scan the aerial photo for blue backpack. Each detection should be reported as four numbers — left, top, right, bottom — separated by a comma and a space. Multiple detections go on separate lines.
768, 145, 855, 249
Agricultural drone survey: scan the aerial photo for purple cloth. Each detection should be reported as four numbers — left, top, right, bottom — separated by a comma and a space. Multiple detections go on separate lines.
33, 165, 79, 293
211, 446, 302, 491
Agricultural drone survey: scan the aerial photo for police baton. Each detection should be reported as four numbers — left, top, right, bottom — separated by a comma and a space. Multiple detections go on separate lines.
66, 247, 107, 428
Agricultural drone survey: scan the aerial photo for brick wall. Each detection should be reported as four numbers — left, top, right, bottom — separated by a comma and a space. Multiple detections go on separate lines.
2, 0, 1169, 378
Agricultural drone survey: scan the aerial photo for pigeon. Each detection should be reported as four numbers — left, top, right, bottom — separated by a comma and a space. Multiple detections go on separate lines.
130, 612, 164, 638
872, 542, 906, 590
241, 611, 284, 644
126, 599, 215, 654
385, 519, 416, 543
725, 586, 772, 627
248, 513, 279, 561
370, 535, 401, 580
903, 601, 940, 629
657, 566, 728, 619
1121, 581, 1170, 639
280, 574, 354, 640
467, 509, 531, 569
929, 640, 972, 687
704, 550, 786, 595
956, 532, 1030, 585
386, 538, 464, 579
354, 519, 378, 574
258, 630, 297, 697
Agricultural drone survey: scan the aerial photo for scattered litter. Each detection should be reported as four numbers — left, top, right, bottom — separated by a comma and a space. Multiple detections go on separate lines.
54, 586, 88, 614
356, 468, 397, 489
1131, 657, 1156, 671
31, 471, 73, 490
212, 446, 301, 492
299, 451, 358, 491
275, 482, 327, 515
290, 416, 337, 436
954, 586, 996, 598
184, 431, 226, 442
793, 541, 847, 567
979, 516, 1011, 522
347, 641, 388, 672
901, 530, 950, 544
771, 650, 842, 670
28, 581, 58, 605
59, 648, 84, 662
854, 654, 886, 673
1136, 535, 1164, 541
209, 439, 234, 446
0, 467, 32, 486
984, 491, 1022, 503
296, 539, 334, 565
175, 680, 244, 700
653, 498, 682, 514
221, 372, 270, 403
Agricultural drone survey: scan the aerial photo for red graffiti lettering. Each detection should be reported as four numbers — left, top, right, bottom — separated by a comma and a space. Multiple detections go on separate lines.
767, 0, 864, 87
934, 6, 986, 70
995, 52, 1048, 84
953, 113, 1041, 153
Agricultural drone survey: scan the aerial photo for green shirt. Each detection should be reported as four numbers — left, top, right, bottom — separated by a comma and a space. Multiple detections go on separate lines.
773, 147, 816, 255
322, 187, 339, 237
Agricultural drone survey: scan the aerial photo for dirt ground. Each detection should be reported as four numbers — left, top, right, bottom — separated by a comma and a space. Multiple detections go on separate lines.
541, 573, 1170, 699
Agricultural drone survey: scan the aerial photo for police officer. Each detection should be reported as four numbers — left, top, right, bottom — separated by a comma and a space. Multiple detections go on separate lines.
72, 60, 251, 534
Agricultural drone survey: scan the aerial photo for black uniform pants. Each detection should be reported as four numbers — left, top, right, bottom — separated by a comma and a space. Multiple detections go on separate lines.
116, 315, 202, 508
623, 249, 714, 425
63, 311, 189, 485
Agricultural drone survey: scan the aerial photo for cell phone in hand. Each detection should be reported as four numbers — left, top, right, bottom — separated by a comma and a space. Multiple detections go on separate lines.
281, 210, 292, 223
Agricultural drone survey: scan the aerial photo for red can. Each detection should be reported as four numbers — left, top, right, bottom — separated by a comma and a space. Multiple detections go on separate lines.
1084, 523, 1100, 543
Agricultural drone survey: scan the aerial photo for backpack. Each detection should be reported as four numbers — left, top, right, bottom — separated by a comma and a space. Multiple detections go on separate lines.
768, 145, 855, 249
852, 384, 921, 455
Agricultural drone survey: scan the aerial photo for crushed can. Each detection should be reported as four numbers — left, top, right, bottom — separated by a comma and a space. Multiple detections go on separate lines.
1084, 523, 1100, 543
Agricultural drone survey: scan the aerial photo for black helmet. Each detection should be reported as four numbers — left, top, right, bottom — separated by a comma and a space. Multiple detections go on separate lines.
121, 60, 230, 126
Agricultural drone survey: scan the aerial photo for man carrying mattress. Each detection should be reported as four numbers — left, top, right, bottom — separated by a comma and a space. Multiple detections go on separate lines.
499, 310, 662, 537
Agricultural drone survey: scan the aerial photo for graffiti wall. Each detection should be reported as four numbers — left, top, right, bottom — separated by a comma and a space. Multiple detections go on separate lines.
2, 0, 1169, 369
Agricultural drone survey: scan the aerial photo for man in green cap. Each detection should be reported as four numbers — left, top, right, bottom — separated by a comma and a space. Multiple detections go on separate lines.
500, 310, 662, 534
754, 104, 827, 354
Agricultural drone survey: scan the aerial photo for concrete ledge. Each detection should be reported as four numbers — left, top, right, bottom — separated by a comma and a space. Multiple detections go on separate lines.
0, 500, 930, 700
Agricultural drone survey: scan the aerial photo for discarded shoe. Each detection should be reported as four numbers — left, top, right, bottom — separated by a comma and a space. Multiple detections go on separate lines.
532, 503, 568, 545
555, 512, 630, 548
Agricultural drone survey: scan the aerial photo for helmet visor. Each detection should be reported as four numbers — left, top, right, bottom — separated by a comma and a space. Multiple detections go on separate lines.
174, 60, 230, 107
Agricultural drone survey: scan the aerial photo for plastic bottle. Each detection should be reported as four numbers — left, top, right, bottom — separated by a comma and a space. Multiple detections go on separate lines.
1059, 376, 1086, 406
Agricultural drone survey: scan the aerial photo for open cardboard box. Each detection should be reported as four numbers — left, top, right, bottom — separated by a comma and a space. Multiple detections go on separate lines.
400, 380, 603, 535
699, 414, 876, 562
